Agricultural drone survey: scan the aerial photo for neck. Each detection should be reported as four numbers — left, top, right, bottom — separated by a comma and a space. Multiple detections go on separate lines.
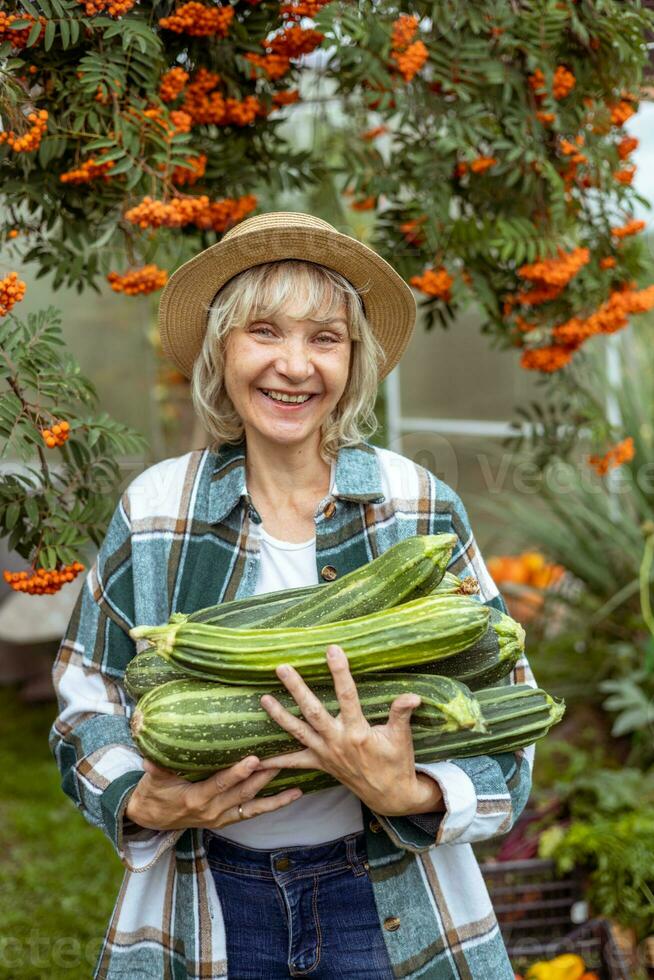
243, 430, 332, 505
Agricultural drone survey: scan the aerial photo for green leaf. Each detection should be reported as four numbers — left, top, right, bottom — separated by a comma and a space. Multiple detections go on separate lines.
43, 18, 56, 50
25, 18, 43, 47
5, 502, 20, 531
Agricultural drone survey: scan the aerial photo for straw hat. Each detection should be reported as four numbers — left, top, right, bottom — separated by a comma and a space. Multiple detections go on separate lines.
158, 211, 417, 381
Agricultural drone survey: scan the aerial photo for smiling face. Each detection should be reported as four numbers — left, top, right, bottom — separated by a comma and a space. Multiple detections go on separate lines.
223, 285, 352, 453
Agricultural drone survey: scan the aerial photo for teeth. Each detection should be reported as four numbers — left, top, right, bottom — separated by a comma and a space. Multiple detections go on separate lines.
261, 389, 312, 404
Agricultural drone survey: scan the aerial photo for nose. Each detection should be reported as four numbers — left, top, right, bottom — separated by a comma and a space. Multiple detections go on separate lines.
273, 339, 315, 382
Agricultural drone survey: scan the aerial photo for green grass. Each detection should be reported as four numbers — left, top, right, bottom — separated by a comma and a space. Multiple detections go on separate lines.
0, 687, 124, 979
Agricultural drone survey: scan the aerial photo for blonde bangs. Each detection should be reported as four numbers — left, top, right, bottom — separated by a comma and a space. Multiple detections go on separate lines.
190, 259, 386, 460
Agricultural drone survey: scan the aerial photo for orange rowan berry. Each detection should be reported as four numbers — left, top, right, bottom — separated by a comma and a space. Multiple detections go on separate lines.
79, 0, 135, 15
552, 65, 575, 99
611, 218, 645, 239
107, 264, 169, 296
159, 2, 235, 36
159, 66, 190, 103
390, 14, 419, 50
520, 344, 574, 372
0, 271, 27, 316
613, 166, 636, 185
0, 12, 46, 48
59, 156, 115, 184
390, 39, 428, 82
599, 256, 616, 269
0, 108, 48, 153
470, 156, 497, 174
3, 560, 85, 595
588, 436, 635, 476
410, 267, 453, 301
123, 193, 258, 232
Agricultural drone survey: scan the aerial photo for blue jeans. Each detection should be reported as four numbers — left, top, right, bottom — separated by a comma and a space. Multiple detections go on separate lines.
204, 830, 396, 978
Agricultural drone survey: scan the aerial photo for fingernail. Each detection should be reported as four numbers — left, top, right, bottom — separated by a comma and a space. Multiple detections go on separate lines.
277, 665, 289, 678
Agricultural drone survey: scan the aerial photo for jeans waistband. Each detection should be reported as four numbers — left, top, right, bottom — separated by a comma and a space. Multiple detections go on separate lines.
203, 830, 368, 879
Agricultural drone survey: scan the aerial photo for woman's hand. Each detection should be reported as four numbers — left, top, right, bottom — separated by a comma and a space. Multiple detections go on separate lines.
125, 755, 303, 831
256, 645, 445, 817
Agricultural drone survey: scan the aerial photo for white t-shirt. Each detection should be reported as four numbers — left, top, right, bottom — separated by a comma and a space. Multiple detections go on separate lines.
211, 524, 365, 847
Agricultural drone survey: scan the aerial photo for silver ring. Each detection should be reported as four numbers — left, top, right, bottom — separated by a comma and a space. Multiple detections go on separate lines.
238, 803, 245, 820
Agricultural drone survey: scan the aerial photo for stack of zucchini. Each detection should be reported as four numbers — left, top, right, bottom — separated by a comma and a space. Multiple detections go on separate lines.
127, 534, 564, 795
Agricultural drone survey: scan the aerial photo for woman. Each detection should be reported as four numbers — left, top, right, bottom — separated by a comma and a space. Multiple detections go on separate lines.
49, 212, 536, 979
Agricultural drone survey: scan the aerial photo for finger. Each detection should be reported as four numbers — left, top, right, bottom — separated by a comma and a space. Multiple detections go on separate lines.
386, 693, 421, 738
261, 684, 326, 746
217, 786, 303, 828
271, 664, 335, 736
326, 645, 365, 726
194, 754, 261, 802
255, 748, 319, 770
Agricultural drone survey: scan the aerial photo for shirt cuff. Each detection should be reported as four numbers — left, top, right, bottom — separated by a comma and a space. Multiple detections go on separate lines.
100, 769, 183, 873
414, 761, 478, 845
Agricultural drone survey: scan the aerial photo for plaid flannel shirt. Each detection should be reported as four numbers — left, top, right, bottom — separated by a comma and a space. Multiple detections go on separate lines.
49, 440, 536, 979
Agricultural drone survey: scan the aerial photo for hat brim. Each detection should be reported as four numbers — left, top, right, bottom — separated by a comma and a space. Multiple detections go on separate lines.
158, 222, 416, 381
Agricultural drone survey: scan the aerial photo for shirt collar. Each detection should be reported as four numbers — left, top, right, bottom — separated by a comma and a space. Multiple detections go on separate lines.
206, 439, 385, 525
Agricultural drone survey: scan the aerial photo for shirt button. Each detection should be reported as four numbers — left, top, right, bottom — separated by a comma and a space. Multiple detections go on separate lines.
274, 856, 291, 871
384, 916, 401, 932
369, 819, 382, 833
323, 501, 337, 518
321, 565, 338, 581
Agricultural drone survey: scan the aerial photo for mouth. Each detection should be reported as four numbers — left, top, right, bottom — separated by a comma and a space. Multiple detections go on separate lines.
257, 388, 320, 410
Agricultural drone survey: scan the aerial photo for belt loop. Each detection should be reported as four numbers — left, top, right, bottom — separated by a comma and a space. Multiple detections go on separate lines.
346, 833, 366, 876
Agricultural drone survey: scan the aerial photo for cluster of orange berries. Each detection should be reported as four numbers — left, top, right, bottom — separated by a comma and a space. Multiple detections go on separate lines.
599, 256, 616, 269
40, 420, 70, 448
6, 229, 20, 240
400, 216, 427, 246
266, 24, 323, 58
59, 156, 115, 185
611, 218, 645, 240
0, 109, 48, 153
0, 272, 27, 316
558, 134, 587, 186
124, 193, 257, 232
245, 52, 292, 81
529, 65, 575, 101
614, 166, 636, 185
588, 436, 635, 477
520, 281, 654, 373
158, 2, 234, 36
174, 68, 265, 128
107, 265, 168, 296
410, 267, 454, 301
511, 246, 590, 307
389, 15, 427, 83
272, 89, 300, 107
609, 99, 636, 127
80, 0, 134, 13
168, 153, 207, 187
470, 156, 497, 174
159, 67, 190, 103
0, 12, 46, 48
3, 561, 85, 595
617, 135, 638, 160
390, 13, 418, 49
487, 551, 565, 590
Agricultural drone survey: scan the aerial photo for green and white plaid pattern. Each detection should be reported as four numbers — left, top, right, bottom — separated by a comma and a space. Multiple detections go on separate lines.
49, 440, 535, 979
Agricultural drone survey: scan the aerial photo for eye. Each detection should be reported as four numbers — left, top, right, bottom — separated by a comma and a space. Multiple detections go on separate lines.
250, 325, 276, 337
315, 333, 340, 344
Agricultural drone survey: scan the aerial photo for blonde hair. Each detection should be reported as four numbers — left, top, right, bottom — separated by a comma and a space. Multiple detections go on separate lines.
191, 259, 386, 460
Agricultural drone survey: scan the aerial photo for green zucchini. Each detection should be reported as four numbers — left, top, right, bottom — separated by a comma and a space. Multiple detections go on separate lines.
125, 570, 472, 701
257, 685, 564, 796
130, 674, 487, 775
133, 594, 490, 686
385, 608, 525, 690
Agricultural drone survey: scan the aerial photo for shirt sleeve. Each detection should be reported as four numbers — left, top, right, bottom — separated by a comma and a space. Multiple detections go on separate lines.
370, 481, 536, 853
48, 490, 184, 872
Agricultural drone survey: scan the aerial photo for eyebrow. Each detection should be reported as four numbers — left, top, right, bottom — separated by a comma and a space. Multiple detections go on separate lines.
257, 315, 347, 328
